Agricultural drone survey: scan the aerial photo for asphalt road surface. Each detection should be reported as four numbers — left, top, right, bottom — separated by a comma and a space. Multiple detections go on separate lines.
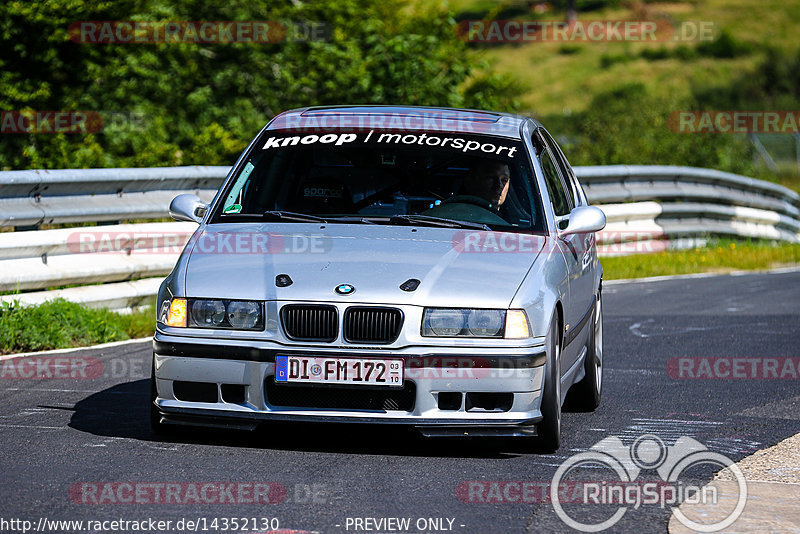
1, 269, 799, 533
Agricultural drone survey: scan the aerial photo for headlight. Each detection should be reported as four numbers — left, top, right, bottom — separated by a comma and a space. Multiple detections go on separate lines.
426, 309, 467, 336
226, 300, 261, 329
161, 298, 264, 330
422, 308, 531, 339
466, 309, 505, 337
191, 299, 225, 326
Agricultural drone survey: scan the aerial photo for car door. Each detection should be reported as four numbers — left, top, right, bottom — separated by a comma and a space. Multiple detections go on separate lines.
541, 129, 597, 354
536, 132, 582, 374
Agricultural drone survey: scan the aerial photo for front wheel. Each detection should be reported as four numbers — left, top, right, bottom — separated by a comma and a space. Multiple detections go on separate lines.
536, 312, 562, 452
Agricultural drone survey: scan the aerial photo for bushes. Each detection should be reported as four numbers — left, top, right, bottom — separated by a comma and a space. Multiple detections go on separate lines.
696, 30, 753, 59
550, 83, 755, 174
693, 47, 800, 109
0, 0, 523, 170
0, 299, 153, 354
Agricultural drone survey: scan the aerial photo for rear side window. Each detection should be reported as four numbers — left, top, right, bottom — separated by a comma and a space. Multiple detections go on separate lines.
540, 150, 571, 217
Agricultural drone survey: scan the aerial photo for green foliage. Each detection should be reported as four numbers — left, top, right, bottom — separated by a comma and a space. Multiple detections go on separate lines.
602, 239, 800, 280
550, 83, 755, 174
0, 299, 153, 354
0, 0, 521, 170
599, 52, 632, 69
696, 29, 753, 59
558, 44, 582, 55
693, 47, 800, 109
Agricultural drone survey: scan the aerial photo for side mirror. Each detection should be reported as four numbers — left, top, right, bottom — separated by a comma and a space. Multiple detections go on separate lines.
169, 194, 207, 224
558, 205, 606, 238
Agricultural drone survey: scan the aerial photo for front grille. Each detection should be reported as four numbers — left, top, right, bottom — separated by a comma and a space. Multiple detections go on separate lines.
281, 305, 338, 342
265, 379, 416, 411
344, 307, 403, 344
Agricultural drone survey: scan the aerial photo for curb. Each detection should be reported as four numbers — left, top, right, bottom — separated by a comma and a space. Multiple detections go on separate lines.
669, 432, 800, 533
0, 337, 152, 362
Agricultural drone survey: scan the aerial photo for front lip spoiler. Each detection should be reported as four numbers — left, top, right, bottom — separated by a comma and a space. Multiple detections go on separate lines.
154, 404, 542, 437
153, 338, 546, 368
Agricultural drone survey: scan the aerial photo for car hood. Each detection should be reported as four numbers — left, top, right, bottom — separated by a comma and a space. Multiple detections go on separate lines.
184, 223, 545, 308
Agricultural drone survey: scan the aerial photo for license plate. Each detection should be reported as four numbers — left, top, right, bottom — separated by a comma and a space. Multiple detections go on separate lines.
275, 356, 403, 387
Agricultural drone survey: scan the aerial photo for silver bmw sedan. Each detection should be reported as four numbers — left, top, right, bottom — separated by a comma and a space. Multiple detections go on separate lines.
151, 105, 606, 451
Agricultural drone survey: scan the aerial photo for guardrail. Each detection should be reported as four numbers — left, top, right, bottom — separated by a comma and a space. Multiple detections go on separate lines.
1, 164, 798, 311
0, 166, 226, 228
576, 165, 800, 253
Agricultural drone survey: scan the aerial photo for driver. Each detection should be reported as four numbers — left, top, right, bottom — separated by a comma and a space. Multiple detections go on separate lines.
423, 159, 510, 225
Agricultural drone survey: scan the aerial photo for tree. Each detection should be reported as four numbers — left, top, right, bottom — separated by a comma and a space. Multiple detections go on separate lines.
0, 0, 522, 169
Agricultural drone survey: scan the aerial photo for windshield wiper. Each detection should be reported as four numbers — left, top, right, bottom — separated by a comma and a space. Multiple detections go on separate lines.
388, 214, 490, 231
262, 211, 327, 223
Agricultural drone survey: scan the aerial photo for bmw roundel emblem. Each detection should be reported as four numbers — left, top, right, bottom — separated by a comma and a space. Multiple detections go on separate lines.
335, 284, 355, 295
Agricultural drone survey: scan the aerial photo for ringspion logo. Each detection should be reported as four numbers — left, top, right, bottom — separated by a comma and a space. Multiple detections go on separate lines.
549, 434, 746, 531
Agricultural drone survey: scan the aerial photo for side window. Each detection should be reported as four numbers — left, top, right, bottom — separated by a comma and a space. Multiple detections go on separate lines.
541, 130, 582, 207
565, 173, 585, 207
539, 150, 571, 218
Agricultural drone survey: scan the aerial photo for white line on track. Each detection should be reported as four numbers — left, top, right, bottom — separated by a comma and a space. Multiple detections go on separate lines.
0, 424, 64, 429
3, 388, 118, 393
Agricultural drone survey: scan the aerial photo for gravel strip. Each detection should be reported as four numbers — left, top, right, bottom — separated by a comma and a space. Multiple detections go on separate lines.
716, 432, 800, 484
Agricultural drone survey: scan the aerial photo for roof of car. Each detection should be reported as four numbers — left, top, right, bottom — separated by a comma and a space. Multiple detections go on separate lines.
266, 105, 540, 139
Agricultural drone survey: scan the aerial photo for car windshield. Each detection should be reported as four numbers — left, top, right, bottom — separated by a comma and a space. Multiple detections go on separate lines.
212, 128, 545, 233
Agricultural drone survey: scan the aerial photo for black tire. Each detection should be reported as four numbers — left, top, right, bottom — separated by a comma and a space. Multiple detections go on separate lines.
567, 292, 603, 412
536, 312, 562, 453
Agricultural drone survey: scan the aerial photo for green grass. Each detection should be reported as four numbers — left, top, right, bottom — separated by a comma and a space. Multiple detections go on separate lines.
602, 239, 800, 280
0, 298, 154, 355
452, 0, 800, 116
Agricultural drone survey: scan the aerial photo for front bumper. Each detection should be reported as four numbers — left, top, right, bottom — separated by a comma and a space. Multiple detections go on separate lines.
152, 333, 547, 437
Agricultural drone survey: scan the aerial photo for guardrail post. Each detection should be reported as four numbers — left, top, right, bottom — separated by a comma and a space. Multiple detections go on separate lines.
13, 224, 40, 232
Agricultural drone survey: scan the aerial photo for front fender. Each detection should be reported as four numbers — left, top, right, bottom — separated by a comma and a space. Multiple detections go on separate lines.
510, 237, 569, 338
